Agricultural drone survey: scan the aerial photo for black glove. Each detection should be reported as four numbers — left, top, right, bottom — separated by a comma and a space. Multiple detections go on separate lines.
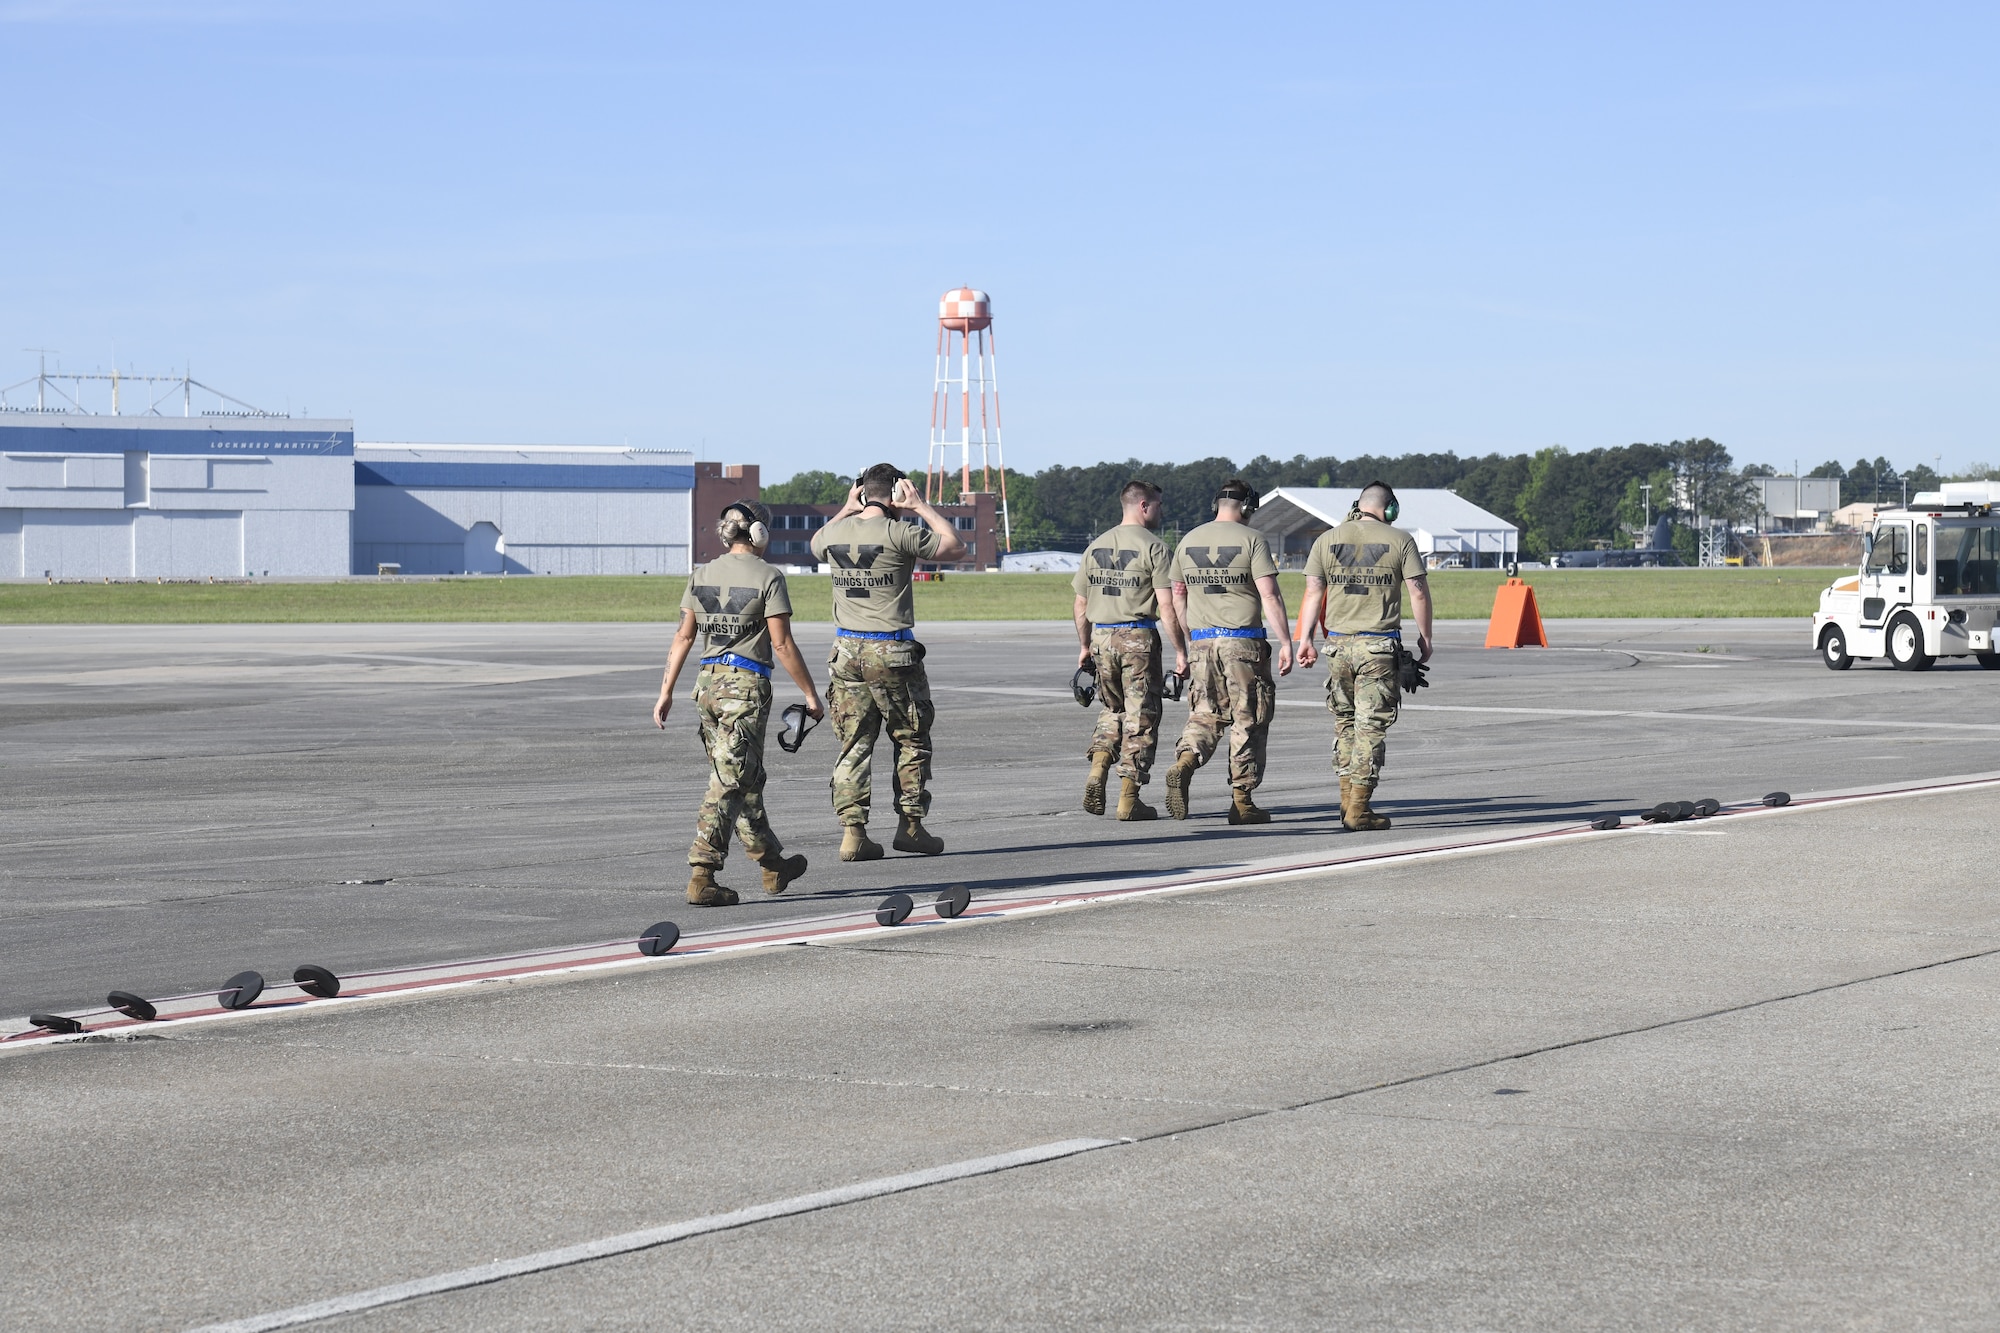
1395, 645, 1430, 696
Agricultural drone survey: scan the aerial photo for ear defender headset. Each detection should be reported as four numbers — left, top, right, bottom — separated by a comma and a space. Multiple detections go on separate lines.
720, 501, 770, 550
1213, 479, 1260, 520
857, 465, 908, 514
1362, 481, 1401, 525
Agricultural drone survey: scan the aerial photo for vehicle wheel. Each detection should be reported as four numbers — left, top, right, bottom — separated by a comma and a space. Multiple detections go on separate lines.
1819, 625, 1852, 671
1978, 653, 2000, 671
1887, 614, 1935, 672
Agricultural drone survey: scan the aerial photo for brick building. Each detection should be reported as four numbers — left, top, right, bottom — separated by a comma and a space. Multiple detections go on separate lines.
764, 489, 1001, 571
692, 464, 1003, 570
689, 462, 761, 564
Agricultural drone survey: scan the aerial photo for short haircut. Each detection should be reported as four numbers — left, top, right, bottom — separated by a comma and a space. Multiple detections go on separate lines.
859, 463, 905, 501
1359, 482, 1395, 513
1215, 478, 1255, 507
1121, 479, 1162, 506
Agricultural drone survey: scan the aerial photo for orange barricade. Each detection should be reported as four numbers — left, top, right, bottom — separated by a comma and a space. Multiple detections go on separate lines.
1484, 577, 1549, 648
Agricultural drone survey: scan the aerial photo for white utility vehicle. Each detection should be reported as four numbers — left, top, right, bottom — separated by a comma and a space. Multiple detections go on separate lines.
1814, 501, 2000, 671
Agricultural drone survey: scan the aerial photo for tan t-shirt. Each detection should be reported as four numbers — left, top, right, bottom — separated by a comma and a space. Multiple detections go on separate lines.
1073, 523, 1173, 624
1305, 516, 1425, 634
680, 550, 794, 667
1172, 519, 1279, 631
809, 510, 942, 632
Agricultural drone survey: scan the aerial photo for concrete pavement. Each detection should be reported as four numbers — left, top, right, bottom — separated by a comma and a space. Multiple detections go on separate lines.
8, 615, 2000, 1019
3, 780, 1998, 1329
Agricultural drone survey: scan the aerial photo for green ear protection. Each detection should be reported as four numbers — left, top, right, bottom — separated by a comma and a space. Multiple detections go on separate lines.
1361, 480, 1400, 524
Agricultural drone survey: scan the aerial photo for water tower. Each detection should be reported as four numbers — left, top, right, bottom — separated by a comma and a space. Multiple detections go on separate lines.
926, 287, 1011, 549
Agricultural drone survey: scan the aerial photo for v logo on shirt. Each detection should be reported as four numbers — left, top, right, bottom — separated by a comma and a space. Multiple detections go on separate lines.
824, 545, 884, 569
1328, 543, 1392, 568
690, 585, 759, 616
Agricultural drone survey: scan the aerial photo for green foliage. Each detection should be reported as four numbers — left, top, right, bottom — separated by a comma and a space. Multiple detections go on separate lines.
1838, 457, 1904, 508
760, 435, 1904, 561
760, 469, 851, 504
1669, 438, 1757, 526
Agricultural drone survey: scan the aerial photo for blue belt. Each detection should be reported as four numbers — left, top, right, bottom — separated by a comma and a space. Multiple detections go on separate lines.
700, 653, 772, 676
1095, 619, 1157, 630
836, 628, 915, 641
1190, 627, 1266, 641
1328, 629, 1401, 640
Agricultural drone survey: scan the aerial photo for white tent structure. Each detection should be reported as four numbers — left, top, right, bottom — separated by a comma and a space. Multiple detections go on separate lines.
1250, 487, 1519, 570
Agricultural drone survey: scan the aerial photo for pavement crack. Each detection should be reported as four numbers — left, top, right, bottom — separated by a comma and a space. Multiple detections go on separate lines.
1128, 941, 2000, 1146
814, 942, 1187, 973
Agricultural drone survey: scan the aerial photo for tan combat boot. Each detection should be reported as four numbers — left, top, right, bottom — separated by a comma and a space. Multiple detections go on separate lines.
1163, 753, 1197, 821
839, 826, 884, 862
1227, 789, 1271, 825
892, 815, 944, 856
1342, 783, 1391, 832
1117, 776, 1157, 821
686, 866, 739, 906
1082, 750, 1114, 816
759, 852, 808, 895
1338, 774, 1351, 816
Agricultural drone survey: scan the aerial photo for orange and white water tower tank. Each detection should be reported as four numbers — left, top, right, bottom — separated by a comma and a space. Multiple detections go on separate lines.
938, 288, 992, 332
926, 286, 1009, 554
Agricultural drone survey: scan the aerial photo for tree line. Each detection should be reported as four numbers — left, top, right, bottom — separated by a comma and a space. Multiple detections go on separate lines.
762, 446, 1950, 560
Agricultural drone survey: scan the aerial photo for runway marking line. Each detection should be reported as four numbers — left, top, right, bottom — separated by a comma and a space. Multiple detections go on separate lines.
9, 770, 2000, 1052
942, 684, 2000, 732
182, 1137, 1121, 1332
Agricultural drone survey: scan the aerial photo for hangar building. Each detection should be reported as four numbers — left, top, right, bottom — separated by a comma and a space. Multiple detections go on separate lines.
1251, 487, 1519, 570
0, 414, 353, 578
353, 444, 695, 576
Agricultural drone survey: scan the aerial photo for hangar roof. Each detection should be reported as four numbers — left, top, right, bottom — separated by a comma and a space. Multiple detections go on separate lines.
1249, 487, 1518, 557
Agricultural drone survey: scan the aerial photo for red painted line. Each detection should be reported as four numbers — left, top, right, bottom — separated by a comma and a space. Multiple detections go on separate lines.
10, 772, 2000, 1049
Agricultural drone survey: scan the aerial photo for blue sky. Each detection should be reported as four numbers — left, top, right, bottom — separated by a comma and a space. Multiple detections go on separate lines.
1, 2, 1993, 480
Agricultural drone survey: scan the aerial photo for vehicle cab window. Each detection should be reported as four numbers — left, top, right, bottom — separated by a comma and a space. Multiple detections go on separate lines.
1935, 524, 2000, 595
1867, 525, 1908, 576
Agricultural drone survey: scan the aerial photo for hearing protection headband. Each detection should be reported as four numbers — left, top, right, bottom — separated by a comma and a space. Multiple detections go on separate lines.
1361, 481, 1400, 525
857, 466, 907, 513
1214, 481, 1259, 519
720, 501, 770, 549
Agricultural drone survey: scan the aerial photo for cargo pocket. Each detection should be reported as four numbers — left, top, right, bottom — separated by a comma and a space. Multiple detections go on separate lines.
1253, 675, 1277, 728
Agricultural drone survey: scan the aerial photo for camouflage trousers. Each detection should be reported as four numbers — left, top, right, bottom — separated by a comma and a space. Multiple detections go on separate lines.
1087, 625, 1164, 783
688, 665, 783, 870
1175, 636, 1275, 791
1326, 634, 1401, 786
828, 636, 934, 826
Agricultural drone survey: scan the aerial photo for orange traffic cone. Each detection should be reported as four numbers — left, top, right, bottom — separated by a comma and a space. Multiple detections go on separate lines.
1484, 577, 1549, 649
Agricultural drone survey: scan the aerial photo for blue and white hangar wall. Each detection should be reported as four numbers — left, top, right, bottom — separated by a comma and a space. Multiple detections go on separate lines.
353, 445, 694, 576
0, 415, 353, 578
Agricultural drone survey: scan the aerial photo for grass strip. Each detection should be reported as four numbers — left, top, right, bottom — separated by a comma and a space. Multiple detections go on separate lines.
0, 568, 1833, 625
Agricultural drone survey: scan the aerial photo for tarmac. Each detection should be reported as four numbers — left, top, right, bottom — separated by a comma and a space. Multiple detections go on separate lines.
4, 615, 2000, 1328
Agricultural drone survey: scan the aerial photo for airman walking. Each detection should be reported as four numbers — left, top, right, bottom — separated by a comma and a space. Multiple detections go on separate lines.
1162, 479, 1293, 824
655, 500, 826, 905
1073, 480, 1187, 820
809, 463, 968, 860
1294, 481, 1433, 831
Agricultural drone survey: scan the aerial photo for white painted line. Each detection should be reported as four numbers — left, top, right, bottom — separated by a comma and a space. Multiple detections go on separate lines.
185, 1137, 1120, 1332
940, 684, 2000, 732
1395, 703, 2000, 733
